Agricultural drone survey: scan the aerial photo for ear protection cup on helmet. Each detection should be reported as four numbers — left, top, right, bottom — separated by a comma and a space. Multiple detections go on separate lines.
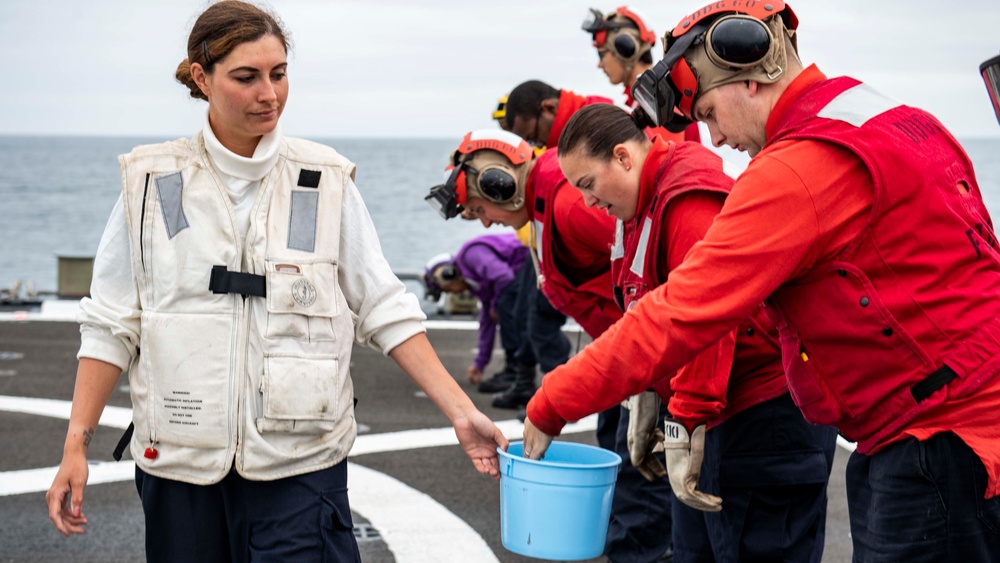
613, 32, 637, 59
477, 168, 518, 202
437, 265, 459, 282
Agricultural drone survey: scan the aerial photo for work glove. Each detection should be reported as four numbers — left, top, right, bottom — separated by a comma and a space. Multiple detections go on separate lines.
624, 391, 666, 481
663, 419, 722, 512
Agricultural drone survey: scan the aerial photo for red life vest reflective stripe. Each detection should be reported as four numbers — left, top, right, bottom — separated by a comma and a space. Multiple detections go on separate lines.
612, 138, 786, 419
767, 76, 1000, 451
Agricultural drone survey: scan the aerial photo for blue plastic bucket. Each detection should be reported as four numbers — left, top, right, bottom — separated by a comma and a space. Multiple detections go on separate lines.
498, 441, 622, 560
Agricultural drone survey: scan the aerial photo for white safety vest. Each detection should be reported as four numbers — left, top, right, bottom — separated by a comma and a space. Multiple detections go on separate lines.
119, 134, 358, 484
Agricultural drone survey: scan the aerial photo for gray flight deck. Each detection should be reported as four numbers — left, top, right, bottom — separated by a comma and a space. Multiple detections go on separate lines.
0, 319, 852, 562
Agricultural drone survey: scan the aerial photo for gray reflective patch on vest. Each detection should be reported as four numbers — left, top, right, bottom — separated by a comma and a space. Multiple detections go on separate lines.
630, 217, 653, 278
533, 220, 545, 264
288, 190, 319, 252
611, 220, 625, 260
155, 172, 189, 239
817, 83, 900, 128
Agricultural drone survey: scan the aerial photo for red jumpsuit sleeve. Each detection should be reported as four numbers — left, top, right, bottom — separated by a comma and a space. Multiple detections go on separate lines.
527, 149, 832, 435
659, 191, 739, 429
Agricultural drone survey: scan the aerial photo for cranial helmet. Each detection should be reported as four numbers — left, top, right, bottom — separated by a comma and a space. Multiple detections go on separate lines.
631, 0, 798, 132
583, 6, 657, 64
424, 130, 534, 220
493, 95, 509, 121
422, 253, 459, 301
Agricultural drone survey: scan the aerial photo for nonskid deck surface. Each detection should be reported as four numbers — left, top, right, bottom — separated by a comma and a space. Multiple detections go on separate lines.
0, 319, 853, 562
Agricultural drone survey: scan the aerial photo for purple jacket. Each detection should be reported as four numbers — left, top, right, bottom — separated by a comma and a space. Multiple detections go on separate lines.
455, 233, 530, 370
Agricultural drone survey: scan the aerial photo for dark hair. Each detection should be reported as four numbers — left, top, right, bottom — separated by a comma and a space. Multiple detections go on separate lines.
558, 104, 647, 159
504, 80, 560, 129
175, 0, 291, 101
639, 49, 653, 65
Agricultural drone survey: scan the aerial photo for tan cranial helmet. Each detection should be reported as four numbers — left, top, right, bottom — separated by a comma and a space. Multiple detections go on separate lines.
629, 1, 800, 132
424, 130, 534, 219
682, 12, 798, 96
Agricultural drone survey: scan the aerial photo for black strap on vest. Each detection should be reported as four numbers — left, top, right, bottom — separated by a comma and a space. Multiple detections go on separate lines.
113, 422, 134, 461
209, 265, 266, 298
911, 364, 958, 403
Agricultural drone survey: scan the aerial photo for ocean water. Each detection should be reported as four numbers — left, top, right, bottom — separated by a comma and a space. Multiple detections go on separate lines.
2, 135, 1000, 294
0, 136, 493, 295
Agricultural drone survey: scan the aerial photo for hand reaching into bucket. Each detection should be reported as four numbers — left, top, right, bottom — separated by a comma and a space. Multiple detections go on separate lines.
521, 418, 553, 460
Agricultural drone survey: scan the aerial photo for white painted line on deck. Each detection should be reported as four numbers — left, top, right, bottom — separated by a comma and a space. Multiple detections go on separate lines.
1, 460, 137, 497
0, 392, 858, 561
348, 462, 499, 563
0, 395, 594, 561
0, 395, 132, 429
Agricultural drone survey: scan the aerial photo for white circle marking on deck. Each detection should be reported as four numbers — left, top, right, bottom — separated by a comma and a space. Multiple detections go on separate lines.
0, 394, 596, 560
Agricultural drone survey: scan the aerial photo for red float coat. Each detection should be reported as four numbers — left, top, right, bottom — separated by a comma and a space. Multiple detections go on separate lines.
525, 150, 621, 338
547, 90, 614, 149
611, 137, 787, 429
763, 75, 1000, 451
527, 65, 1000, 497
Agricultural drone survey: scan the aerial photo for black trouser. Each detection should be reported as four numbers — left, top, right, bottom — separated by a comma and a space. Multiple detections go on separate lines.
135, 460, 360, 563
673, 393, 836, 563
520, 262, 570, 373
847, 431, 1000, 562
606, 403, 674, 563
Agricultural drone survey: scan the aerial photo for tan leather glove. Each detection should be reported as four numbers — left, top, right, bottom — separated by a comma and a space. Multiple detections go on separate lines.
624, 391, 667, 481
663, 419, 722, 512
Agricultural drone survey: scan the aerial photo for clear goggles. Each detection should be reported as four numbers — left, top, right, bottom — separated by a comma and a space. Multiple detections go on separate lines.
632, 14, 774, 130
425, 165, 465, 220
581, 8, 606, 34
424, 161, 519, 220
982, 53, 1000, 127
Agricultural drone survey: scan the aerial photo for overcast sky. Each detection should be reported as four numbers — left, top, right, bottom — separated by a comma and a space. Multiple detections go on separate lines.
2, 0, 999, 139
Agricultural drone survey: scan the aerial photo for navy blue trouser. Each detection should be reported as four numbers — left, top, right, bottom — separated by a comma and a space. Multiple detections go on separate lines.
496, 263, 535, 368
135, 460, 361, 563
605, 402, 674, 563
672, 393, 837, 563
520, 262, 570, 374
847, 431, 1000, 562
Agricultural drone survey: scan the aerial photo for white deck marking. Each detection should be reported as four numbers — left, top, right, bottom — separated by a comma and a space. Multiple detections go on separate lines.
0, 395, 596, 561
348, 463, 500, 562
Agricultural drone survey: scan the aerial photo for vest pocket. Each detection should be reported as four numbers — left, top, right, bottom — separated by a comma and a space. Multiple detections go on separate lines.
265, 261, 339, 341
778, 329, 851, 426
142, 311, 232, 449
257, 352, 340, 435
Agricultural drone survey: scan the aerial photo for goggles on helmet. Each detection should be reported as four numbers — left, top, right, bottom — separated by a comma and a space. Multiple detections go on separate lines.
632, 0, 796, 130
982, 53, 1000, 127
425, 165, 465, 220
582, 8, 607, 36
425, 131, 533, 220
582, 6, 656, 49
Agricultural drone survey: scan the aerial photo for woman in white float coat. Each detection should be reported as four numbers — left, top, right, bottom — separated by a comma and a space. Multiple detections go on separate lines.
44, 2, 506, 561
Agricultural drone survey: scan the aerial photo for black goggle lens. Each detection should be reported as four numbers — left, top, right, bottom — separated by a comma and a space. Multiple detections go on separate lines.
710, 18, 771, 67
